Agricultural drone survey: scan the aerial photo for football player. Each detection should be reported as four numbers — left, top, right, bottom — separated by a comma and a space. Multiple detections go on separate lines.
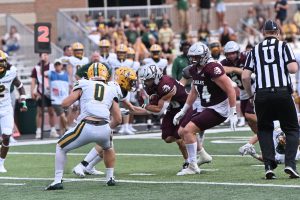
221, 41, 259, 158
174, 42, 237, 175
209, 41, 225, 62
45, 63, 122, 190
72, 67, 141, 177
98, 39, 117, 68
0, 50, 27, 173
143, 44, 168, 74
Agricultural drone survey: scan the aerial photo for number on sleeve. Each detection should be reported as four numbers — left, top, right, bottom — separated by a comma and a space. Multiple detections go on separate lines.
202, 86, 211, 103
0, 85, 5, 98
94, 83, 105, 101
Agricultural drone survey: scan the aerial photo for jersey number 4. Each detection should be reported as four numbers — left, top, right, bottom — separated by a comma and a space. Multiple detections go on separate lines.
94, 84, 104, 101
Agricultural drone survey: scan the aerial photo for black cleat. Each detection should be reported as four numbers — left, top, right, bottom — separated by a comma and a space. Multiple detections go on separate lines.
284, 166, 300, 179
106, 177, 116, 186
265, 170, 276, 180
45, 182, 63, 190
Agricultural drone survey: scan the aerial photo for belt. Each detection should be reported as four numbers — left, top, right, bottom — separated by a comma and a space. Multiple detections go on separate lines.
82, 119, 108, 126
256, 87, 290, 93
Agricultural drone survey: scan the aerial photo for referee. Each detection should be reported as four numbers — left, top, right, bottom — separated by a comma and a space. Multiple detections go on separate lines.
242, 20, 299, 179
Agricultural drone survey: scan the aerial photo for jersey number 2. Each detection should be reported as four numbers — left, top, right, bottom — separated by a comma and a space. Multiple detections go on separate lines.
94, 84, 104, 101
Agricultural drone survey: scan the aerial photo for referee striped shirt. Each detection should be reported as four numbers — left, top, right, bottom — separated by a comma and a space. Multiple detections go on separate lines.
244, 37, 296, 90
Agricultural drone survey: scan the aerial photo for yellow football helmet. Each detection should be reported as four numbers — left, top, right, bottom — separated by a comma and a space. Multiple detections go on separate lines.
0, 50, 8, 76
87, 62, 109, 81
72, 42, 84, 59
115, 67, 137, 91
127, 47, 135, 60
116, 44, 128, 61
99, 39, 111, 57
150, 44, 162, 60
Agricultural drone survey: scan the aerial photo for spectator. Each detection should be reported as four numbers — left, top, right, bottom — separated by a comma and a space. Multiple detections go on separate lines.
198, 23, 210, 45
219, 22, 236, 46
215, 0, 226, 28
95, 14, 108, 33
31, 53, 59, 139
82, 14, 96, 32
145, 13, 159, 40
161, 42, 174, 65
199, 0, 211, 30
158, 21, 174, 46
254, 0, 271, 22
275, 0, 288, 25
125, 22, 139, 45
157, 13, 172, 29
48, 59, 69, 135
1, 26, 20, 55
88, 27, 101, 44
141, 24, 154, 49
107, 15, 118, 30
112, 27, 128, 46
172, 40, 190, 81
133, 14, 145, 35
293, 8, 300, 32
242, 7, 259, 46
120, 14, 131, 31
177, 0, 189, 31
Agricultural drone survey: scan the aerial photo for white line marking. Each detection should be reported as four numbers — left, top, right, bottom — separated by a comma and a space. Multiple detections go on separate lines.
7, 152, 244, 157
0, 176, 299, 188
0, 183, 25, 186
211, 139, 249, 144
251, 165, 265, 167
129, 173, 155, 176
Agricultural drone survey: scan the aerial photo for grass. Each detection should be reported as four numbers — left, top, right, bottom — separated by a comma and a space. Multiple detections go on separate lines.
1, 130, 300, 200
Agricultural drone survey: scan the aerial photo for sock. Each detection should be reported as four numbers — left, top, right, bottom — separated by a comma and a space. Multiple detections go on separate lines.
186, 143, 197, 163
86, 156, 102, 170
106, 168, 114, 182
54, 145, 66, 184
0, 158, 5, 165
83, 147, 98, 163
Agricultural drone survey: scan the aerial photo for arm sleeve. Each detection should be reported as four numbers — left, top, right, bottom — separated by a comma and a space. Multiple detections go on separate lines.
182, 65, 192, 79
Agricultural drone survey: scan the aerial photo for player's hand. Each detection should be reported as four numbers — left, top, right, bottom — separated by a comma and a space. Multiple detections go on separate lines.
173, 109, 186, 125
229, 107, 238, 131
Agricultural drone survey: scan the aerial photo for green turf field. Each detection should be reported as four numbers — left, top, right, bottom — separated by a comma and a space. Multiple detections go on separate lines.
1, 130, 300, 200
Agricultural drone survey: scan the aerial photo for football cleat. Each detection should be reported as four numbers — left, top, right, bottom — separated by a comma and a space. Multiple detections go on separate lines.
284, 166, 300, 179
239, 143, 256, 156
72, 164, 85, 178
265, 170, 276, 180
85, 167, 104, 175
45, 181, 63, 190
176, 162, 201, 176
197, 148, 212, 165
106, 177, 116, 186
0, 163, 7, 173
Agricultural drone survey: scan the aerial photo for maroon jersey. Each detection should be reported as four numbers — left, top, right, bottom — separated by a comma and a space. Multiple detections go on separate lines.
221, 51, 248, 90
189, 62, 227, 107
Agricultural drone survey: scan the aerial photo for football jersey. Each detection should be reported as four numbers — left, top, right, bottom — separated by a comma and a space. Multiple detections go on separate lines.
143, 58, 168, 73
189, 59, 227, 107
73, 79, 119, 122
221, 51, 254, 100
69, 56, 89, 79
0, 66, 17, 108
122, 59, 140, 72
107, 81, 126, 102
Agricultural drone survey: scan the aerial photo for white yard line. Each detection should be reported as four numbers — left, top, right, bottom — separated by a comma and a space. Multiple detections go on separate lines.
0, 183, 25, 186
0, 176, 299, 188
7, 151, 244, 157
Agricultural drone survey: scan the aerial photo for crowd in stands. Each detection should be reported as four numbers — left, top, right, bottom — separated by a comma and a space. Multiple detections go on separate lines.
1, 0, 300, 138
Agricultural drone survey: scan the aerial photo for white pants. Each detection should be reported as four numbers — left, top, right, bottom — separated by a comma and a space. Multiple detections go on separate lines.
0, 106, 14, 135
57, 120, 111, 152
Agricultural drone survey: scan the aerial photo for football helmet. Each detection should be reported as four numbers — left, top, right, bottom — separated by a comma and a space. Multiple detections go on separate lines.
0, 50, 8, 76
72, 42, 84, 59
224, 41, 240, 62
99, 39, 111, 57
127, 47, 135, 60
87, 62, 109, 81
209, 41, 221, 58
138, 64, 162, 85
150, 44, 162, 60
115, 67, 137, 91
187, 42, 210, 66
116, 44, 128, 62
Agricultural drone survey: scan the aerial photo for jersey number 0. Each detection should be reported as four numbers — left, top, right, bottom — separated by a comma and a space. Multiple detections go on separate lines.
94, 84, 104, 101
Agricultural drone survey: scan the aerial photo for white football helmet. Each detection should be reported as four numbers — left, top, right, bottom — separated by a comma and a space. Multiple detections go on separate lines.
187, 42, 211, 66
224, 41, 240, 54
138, 64, 162, 85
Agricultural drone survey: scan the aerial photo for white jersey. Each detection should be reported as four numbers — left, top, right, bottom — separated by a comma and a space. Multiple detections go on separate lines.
69, 56, 89, 79
59, 55, 72, 66
101, 53, 117, 64
108, 81, 126, 102
122, 59, 140, 72
143, 58, 168, 72
74, 79, 119, 122
0, 66, 17, 108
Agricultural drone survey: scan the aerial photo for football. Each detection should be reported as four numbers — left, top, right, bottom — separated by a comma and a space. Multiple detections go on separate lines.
149, 94, 159, 105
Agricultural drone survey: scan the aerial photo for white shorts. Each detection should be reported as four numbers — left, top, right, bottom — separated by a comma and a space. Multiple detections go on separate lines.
216, 2, 226, 13
57, 120, 112, 152
0, 106, 14, 135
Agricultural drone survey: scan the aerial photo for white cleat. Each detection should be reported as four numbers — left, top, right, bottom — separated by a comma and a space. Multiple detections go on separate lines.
72, 164, 86, 178
239, 143, 256, 156
197, 148, 212, 165
0, 164, 7, 173
176, 162, 200, 176
84, 167, 104, 175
